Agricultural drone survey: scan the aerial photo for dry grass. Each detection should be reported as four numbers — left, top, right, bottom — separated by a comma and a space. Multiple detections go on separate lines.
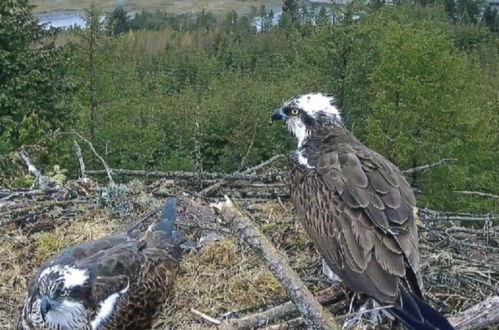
154, 201, 327, 329
0, 208, 123, 328
0, 197, 323, 329
2, 190, 498, 329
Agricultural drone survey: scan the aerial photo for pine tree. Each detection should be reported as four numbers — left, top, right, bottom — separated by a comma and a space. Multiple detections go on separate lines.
282, 0, 299, 20
81, 3, 104, 147
0, 0, 75, 153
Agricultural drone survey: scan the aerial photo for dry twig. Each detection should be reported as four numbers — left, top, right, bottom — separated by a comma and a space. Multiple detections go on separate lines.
86, 169, 278, 182
216, 284, 345, 330
454, 191, 499, 199
403, 158, 457, 174
60, 132, 114, 185
200, 154, 285, 196
19, 150, 58, 190
73, 140, 88, 181
191, 308, 221, 325
418, 208, 498, 222
448, 296, 499, 330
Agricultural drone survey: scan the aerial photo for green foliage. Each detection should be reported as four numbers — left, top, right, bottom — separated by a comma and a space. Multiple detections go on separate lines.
0, 0, 75, 154
10, 174, 35, 188
442, 0, 487, 23
34, 232, 63, 260
1, 0, 497, 213
302, 5, 498, 212
47, 165, 68, 184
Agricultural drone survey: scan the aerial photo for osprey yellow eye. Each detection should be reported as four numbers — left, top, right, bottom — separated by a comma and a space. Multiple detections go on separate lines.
60, 289, 69, 297
291, 108, 300, 116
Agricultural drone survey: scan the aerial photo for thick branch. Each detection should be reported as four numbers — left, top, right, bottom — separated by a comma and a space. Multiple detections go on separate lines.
264, 295, 499, 330
264, 305, 393, 330
19, 150, 58, 190
448, 296, 499, 330
216, 284, 344, 330
454, 191, 499, 199
418, 208, 498, 222
403, 158, 457, 174
213, 197, 338, 330
86, 169, 278, 182
200, 154, 286, 196
0, 189, 59, 201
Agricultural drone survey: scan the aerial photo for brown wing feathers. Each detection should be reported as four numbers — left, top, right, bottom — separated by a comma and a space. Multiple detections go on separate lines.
291, 145, 421, 304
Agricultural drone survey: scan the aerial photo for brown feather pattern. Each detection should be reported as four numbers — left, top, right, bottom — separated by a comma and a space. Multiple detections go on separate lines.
290, 125, 422, 305
20, 204, 180, 330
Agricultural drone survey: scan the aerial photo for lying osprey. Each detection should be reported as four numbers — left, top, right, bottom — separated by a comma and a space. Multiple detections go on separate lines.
19, 197, 181, 330
272, 93, 454, 330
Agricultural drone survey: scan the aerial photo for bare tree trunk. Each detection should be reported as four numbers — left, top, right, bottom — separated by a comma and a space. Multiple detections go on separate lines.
83, 3, 102, 148
194, 105, 203, 191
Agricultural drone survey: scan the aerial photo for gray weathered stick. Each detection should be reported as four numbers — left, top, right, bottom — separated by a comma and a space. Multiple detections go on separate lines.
200, 154, 285, 196
216, 284, 344, 330
213, 197, 338, 330
60, 132, 114, 185
403, 158, 457, 174
418, 208, 498, 222
19, 150, 58, 190
73, 140, 88, 181
454, 190, 499, 199
86, 169, 277, 182
448, 296, 499, 330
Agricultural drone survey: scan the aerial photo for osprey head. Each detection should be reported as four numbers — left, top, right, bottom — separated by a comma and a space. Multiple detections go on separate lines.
20, 265, 90, 329
272, 93, 342, 147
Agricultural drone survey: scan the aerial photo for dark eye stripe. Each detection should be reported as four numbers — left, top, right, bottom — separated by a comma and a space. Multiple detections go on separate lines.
301, 112, 315, 126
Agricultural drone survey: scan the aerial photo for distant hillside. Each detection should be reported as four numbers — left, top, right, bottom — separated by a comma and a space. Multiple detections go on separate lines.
32, 0, 283, 14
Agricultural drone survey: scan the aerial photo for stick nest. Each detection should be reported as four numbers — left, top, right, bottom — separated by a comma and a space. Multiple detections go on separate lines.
1, 179, 497, 329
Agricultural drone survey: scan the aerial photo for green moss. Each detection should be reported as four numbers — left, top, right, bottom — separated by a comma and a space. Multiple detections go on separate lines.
34, 232, 63, 262
11, 175, 35, 188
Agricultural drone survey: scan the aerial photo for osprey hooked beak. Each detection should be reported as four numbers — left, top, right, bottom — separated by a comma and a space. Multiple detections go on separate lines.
271, 108, 287, 122
40, 296, 55, 321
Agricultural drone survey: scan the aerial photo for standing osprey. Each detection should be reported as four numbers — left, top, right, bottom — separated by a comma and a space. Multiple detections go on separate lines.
19, 197, 181, 330
272, 93, 454, 330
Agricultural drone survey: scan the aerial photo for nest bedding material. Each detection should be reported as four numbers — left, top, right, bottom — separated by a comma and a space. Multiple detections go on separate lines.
1, 190, 497, 329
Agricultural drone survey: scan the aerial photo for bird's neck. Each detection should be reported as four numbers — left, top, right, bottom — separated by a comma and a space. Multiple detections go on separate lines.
293, 125, 356, 169
303, 124, 355, 149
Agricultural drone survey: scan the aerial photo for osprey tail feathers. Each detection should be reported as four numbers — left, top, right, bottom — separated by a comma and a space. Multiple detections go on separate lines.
389, 288, 455, 330
155, 197, 177, 238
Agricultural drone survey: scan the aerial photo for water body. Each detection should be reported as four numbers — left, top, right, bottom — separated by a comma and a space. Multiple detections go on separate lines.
252, 4, 334, 31
36, 2, 334, 29
37, 10, 86, 28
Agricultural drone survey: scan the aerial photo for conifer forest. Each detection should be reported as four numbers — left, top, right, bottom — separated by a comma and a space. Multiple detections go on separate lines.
1, 0, 498, 328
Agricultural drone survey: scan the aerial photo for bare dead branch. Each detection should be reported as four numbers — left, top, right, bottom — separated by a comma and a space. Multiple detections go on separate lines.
263, 317, 303, 330
19, 150, 59, 191
192, 308, 221, 325
213, 197, 338, 330
403, 158, 457, 174
86, 169, 278, 182
448, 296, 499, 330
60, 132, 114, 185
73, 140, 88, 181
266, 296, 499, 330
454, 191, 499, 199
200, 154, 286, 196
216, 284, 345, 330
194, 105, 203, 191
418, 208, 498, 222
238, 119, 259, 171
0, 189, 59, 202
0, 199, 93, 228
